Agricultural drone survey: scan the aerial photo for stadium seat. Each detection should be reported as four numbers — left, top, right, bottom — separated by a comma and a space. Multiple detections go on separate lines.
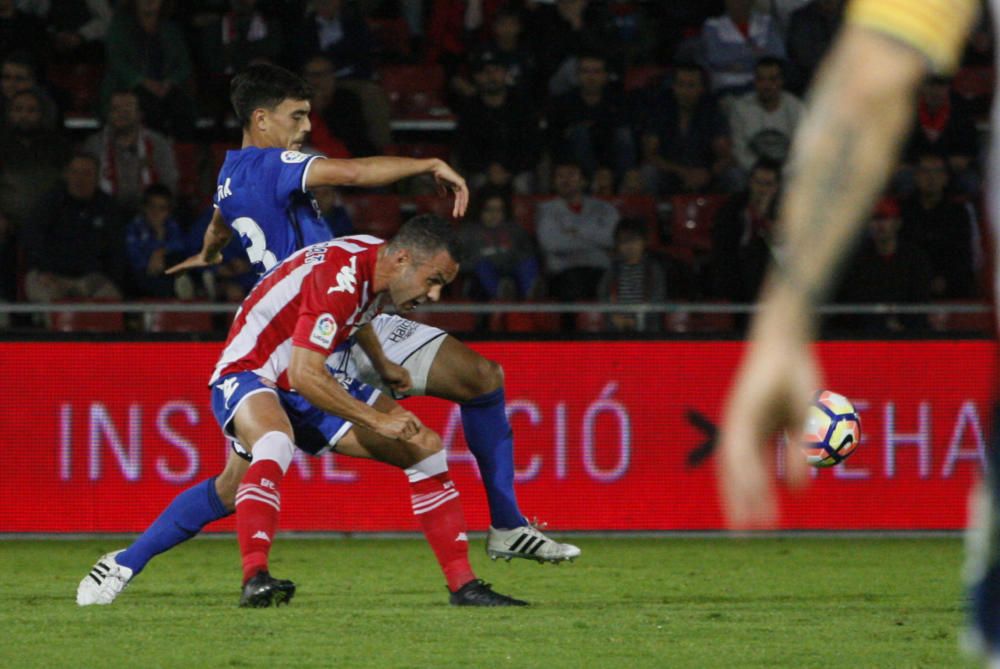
408, 193, 457, 222
601, 194, 660, 247
406, 308, 478, 333
623, 64, 668, 92
49, 302, 125, 333
667, 194, 727, 253
575, 310, 607, 333
143, 302, 214, 333
384, 142, 452, 162
368, 17, 412, 60
512, 195, 544, 235
172, 142, 203, 205
47, 62, 103, 115
503, 309, 561, 333
377, 64, 450, 119
341, 194, 402, 238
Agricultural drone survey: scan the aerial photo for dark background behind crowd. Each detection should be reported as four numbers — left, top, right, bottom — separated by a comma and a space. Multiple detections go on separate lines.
0, 0, 994, 335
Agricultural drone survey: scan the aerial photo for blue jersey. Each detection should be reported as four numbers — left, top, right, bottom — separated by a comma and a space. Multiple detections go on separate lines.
214, 147, 333, 274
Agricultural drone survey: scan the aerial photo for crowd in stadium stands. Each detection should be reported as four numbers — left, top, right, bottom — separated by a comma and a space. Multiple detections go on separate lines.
0, 0, 993, 334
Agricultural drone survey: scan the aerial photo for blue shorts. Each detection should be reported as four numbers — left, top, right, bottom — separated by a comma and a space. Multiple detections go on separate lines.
210, 370, 380, 457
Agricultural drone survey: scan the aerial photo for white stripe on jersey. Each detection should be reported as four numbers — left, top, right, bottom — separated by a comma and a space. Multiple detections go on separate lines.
210, 262, 314, 384
253, 337, 294, 385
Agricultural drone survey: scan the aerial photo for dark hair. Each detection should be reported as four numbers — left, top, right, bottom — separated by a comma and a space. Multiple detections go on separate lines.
387, 214, 461, 264
472, 184, 511, 220
230, 63, 313, 128
143, 183, 174, 205
755, 56, 786, 74
614, 217, 647, 243
673, 61, 707, 85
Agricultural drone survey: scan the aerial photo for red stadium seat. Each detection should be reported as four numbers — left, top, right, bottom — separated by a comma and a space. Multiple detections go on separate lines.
503, 309, 561, 333
377, 64, 450, 119
341, 194, 402, 238
47, 62, 103, 114
408, 193, 458, 221
368, 17, 412, 60
601, 194, 660, 247
575, 310, 607, 333
49, 302, 125, 333
172, 142, 203, 204
384, 142, 452, 161
143, 302, 215, 333
668, 194, 727, 253
623, 64, 668, 92
406, 308, 478, 333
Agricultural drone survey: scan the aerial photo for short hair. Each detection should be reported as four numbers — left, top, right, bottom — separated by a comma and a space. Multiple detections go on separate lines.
615, 217, 647, 242
230, 63, 313, 128
143, 183, 174, 205
387, 214, 461, 264
673, 61, 707, 85
755, 56, 786, 74
472, 184, 511, 220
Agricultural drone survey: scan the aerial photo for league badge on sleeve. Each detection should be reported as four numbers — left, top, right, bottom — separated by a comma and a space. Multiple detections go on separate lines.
281, 150, 309, 164
309, 313, 337, 348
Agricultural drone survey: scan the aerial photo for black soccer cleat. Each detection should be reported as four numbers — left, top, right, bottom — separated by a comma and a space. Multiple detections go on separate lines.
239, 570, 297, 608
448, 579, 528, 607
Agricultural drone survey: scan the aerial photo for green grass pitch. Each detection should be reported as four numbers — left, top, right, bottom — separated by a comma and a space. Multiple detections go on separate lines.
1, 536, 976, 668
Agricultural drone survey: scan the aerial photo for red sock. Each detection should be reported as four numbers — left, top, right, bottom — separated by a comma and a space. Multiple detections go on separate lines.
236, 459, 284, 584
410, 473, 476, 592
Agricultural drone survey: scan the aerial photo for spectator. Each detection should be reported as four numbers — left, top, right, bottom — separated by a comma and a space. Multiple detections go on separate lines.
424, 0, 505, 81
292, 0, 374, 79
699, 0, 785, 96
904, 76, 979, 190
458, 185, 539, 300
82, 89, 178, 216
0, 50, 58, 122
196, 0, 283, 119
0, 0, 47, 64
546, 52, 635, 179
0, 88, 71, 233
785, 0, 844, 93
302, 55, 378, 158
711, 158, 782, 303
590, 166, 616, 197
536, 160, 619, 303
484, 8, 537, 97
124, 184, 192, 298
454, 49, 541, 194
835, 198, 932, 333
633, 62, 735, 195
46, 0, 114, 64
523, 0, 621, 96
311, 184, 356, 238
103, 0, 196, 138
728, 57, 804, 176
23, 153, 123, 302
597, 218, 665, 333
900, 152, 977, 298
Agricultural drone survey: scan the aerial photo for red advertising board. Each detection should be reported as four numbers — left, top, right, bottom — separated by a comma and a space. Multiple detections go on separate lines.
0, 341, 993, 532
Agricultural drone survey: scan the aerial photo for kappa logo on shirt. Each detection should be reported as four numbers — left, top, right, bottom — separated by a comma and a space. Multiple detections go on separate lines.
281, 150, 309, 164
309, 313, 338, 348
328, 256, 358, 295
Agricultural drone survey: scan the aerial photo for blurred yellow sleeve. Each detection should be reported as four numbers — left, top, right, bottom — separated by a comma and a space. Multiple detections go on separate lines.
847, 0, 980, 73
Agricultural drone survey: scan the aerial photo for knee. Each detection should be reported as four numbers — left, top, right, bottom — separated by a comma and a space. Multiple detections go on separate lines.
466, 356, 504, 397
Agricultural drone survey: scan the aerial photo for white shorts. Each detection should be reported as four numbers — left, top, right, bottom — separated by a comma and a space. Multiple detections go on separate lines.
328, 314, 448, 398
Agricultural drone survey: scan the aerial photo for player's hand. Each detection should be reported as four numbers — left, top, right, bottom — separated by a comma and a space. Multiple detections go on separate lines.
165, 251, 224, 275
430, 160, 469, 219
374, 409, 423, 441
718, 318, 816, 529
377, 361, 413, 395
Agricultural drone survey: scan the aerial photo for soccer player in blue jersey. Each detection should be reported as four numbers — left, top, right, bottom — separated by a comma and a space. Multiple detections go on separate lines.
78, 64, 576, 608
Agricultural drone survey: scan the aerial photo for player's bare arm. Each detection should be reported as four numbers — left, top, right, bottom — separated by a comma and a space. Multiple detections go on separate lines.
306, 156, 469, 218
288, 345, 421, 440
718, 27, 928, 528
354, 323, 413, 394
165, 209, 233, 275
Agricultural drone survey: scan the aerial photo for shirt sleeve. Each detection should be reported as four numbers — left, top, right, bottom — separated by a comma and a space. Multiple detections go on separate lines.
268, 149, 323, 204
291, 257, 358, 355
846, 0, 979, 74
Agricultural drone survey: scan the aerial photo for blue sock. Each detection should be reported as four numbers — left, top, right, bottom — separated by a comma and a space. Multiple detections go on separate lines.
117, 477, 231, 575
461, 388, 525, 529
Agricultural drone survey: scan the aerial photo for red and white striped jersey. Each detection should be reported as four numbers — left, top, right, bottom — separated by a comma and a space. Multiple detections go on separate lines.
209, 235, 385, 389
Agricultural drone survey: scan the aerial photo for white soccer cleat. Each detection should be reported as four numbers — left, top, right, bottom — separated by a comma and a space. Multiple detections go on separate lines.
76, 550, 133, 606
486, 522, 581, 564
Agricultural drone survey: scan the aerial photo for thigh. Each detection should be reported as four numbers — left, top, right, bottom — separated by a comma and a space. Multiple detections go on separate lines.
356, 314, 448, 396
424, 335, 502, 402
231, 391, 294, 450
335, 393, 440, 468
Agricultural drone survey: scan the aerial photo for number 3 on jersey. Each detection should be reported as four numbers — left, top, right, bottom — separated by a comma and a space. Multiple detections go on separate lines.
232, 217, 278, 272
